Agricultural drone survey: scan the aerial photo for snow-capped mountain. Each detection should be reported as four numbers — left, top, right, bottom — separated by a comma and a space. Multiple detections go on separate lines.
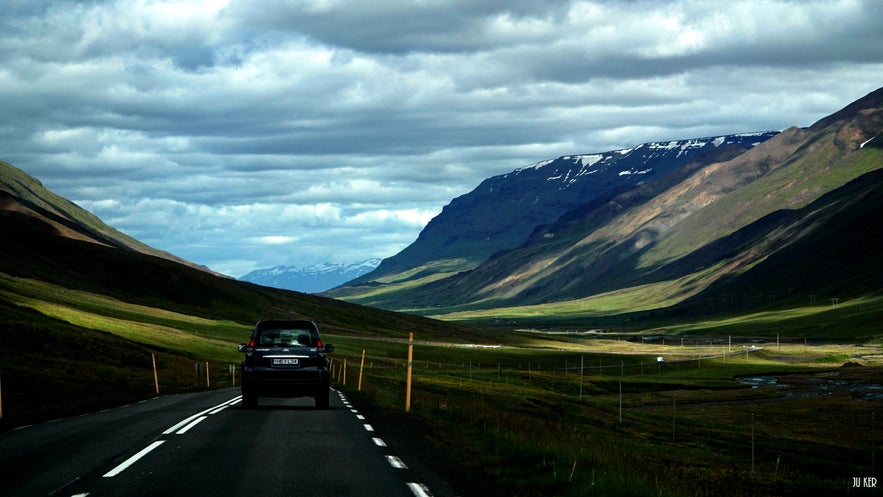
351, 132, 779, 283
241, 259, 381, 293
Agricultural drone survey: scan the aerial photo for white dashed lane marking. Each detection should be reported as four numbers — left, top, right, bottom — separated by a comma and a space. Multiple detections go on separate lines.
386, 455, 408, 469
335, 390, 434, 497
407, 482, 434, 497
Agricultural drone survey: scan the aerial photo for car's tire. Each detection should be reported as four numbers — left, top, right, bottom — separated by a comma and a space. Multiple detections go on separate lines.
315, 386, 330, 410
242, 384, 258, 409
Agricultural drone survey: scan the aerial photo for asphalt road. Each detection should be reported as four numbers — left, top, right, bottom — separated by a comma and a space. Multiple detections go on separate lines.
0, 388, 440, 497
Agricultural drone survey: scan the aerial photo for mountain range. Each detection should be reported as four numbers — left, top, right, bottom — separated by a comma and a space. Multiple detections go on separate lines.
240, 259, 380, 293
326, 87, 883, 320
2, 87, 882, 330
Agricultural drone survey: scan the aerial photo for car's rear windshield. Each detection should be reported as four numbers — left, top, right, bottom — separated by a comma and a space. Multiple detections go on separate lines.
256, 327, 317, 347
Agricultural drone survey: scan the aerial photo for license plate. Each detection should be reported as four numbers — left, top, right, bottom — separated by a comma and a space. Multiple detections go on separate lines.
273, 358, 299, 365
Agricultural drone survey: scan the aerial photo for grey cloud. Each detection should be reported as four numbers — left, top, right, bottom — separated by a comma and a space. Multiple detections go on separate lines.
227, 0, 570, 55
1, 0, 881, 275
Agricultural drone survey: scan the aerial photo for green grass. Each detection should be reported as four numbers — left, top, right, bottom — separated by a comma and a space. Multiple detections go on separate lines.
660, 295, 883, 341
0, 298, 240, 426
331, 335, 882, 497
332, 258, 477, 307
0, 265, 496, 427
430, 266, 726, 321
0, 273, 246, 361
1, 255, 881, 496
2, 266, 881, 496
434, 288, 883, 343
0, 273, 248, 426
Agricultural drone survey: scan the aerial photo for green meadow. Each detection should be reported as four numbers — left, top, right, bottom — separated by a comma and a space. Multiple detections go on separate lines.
331, 335, 882, 496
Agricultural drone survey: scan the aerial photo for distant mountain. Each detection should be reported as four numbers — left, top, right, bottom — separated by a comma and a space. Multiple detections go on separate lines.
328, 87, 883, 318
240, 259, 381, 293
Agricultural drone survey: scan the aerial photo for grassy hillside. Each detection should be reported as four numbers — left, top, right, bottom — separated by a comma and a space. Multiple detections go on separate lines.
0, 195, 496, 427
0, 160, 201, 268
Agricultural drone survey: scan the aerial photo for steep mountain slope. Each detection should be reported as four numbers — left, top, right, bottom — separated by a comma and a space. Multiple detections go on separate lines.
0, 161, 211, 273
331, 88, 883, 316
240, 259, 380, 293
347, 132, 778, 285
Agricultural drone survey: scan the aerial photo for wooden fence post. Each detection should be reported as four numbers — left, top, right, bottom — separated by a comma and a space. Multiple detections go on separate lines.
406, 333, 414, 413
358, 349, 366, 391
152, 353, 160, 395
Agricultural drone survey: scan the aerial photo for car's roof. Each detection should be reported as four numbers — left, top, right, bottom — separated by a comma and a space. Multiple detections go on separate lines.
255, 319, 318, 330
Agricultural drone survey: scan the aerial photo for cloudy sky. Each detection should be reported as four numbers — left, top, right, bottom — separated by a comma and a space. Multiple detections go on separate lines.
2, 0, 881, 277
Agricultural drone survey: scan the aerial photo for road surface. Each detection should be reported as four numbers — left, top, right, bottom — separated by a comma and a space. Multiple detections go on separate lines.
0, 388, 440, 497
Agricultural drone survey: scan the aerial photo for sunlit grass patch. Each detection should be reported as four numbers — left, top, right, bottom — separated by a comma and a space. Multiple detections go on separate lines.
0, 273, 246, 361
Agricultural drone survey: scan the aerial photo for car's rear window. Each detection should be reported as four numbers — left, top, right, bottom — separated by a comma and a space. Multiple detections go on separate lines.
256, 327, 316, 347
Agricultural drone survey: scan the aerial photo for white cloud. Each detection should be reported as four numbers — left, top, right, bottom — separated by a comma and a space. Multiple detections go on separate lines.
2, 0, 882, 277
251, 235, 300, 245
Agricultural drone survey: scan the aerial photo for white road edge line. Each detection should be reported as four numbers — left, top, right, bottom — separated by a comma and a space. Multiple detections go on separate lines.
372, 437, 387, 447
363, 424, 374, 432
103, 440, 166, 477
407, 482, 433, 497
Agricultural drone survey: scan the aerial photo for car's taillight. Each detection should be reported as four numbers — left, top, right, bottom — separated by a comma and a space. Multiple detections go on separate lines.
316, 338, 324, 349
248, 338, 255, 348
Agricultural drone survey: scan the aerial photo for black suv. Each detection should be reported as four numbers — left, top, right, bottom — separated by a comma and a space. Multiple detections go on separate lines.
238, 319, 334, 409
